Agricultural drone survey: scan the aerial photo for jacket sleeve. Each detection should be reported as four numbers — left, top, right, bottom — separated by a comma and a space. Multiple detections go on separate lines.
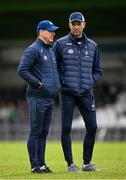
17, 47, 39, 86
92, 46, 103, 83
53, 41, 65, 84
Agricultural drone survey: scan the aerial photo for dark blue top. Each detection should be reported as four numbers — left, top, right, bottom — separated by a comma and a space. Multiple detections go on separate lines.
53, 33, 103, 96
18, 38, 61, 98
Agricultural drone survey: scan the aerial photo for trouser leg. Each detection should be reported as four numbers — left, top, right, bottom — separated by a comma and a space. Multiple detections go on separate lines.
27, 97, 53, 168
37, 103, 54, 167
61, 93, 75, 166
77, 95, 97, 164
27, 97, 44, 168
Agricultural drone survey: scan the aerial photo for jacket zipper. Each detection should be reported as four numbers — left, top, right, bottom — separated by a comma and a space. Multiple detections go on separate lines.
78, 50, 81, 94
48, 48, 56, 90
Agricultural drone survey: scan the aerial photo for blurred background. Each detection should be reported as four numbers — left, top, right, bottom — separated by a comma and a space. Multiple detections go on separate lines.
0, 0, 126, 141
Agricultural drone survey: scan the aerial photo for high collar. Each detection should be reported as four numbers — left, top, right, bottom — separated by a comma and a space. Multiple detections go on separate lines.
69, 32, 89, 44
36, 38, 51, 48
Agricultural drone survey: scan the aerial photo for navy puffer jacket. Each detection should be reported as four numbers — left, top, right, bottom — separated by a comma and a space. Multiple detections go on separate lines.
53, 33, 103, 95
18, 38, 61, 98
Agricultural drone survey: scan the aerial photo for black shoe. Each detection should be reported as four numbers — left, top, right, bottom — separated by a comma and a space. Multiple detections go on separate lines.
40, 165, 53, 173
31, 166, 42, 173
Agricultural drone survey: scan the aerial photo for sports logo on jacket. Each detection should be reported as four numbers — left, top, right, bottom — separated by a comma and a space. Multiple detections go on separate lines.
85, 45, 90, 57
44, 55, 48, 60
85, 51, 89, 57
91, 103, 96, 111
53, 57, 56, 63
68, 49, 74, 54
66, 42, 72, 45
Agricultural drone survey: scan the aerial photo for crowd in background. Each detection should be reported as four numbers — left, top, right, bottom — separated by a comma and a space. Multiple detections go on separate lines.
0, 82, 125, 121
0, 82, 126, 140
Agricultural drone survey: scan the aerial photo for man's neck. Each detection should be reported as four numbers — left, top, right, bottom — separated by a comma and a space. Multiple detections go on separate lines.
71, 33, 83, 42
75, 37, 83, 42
38, 36, 48, 45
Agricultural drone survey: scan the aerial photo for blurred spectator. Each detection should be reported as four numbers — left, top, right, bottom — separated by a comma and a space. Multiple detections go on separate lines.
115, 87, 126, 118
0, 83, 125, 140
0, 102, 16, 120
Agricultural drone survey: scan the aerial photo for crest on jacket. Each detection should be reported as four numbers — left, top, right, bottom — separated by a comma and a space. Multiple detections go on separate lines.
44, 55, 48, 60
68, 49, 74, 54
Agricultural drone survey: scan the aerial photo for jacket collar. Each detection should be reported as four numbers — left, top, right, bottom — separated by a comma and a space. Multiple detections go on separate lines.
36, 38, 51, 48
69, 32, 89, 44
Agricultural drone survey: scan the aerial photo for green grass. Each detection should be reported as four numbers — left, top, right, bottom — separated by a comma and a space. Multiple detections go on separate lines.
0, 141, 126, 179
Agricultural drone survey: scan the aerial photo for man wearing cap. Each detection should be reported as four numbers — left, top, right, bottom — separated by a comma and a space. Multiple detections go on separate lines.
18, 20, 60, 173
53, 12, 103, 172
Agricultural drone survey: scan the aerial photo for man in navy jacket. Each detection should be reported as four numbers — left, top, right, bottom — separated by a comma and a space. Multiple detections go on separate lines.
53, 12, 103, 172
18, 20, 60, 173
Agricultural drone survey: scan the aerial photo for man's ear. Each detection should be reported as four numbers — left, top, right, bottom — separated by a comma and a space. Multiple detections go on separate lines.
69, 22, 71, 29
83, 22, 86, 29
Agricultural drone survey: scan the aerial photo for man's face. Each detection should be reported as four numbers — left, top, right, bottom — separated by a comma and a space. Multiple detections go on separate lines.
39, 30, 55, 44
69, 21, 86, 38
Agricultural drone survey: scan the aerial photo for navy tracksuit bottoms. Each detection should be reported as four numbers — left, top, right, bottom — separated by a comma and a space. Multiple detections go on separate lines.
27, 96, 54, 169
61, 93, 97, 166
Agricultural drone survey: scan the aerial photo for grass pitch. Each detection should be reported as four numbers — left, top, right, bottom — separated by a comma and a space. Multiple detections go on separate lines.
0, 141, 126, 179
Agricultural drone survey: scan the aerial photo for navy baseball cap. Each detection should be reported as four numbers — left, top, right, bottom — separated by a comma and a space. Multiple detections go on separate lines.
69, 12, 85, 23
37, 20, 59, 33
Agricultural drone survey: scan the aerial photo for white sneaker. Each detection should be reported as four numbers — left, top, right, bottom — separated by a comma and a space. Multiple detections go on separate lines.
68, 163, 79, 172
82, 163, 100, 172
